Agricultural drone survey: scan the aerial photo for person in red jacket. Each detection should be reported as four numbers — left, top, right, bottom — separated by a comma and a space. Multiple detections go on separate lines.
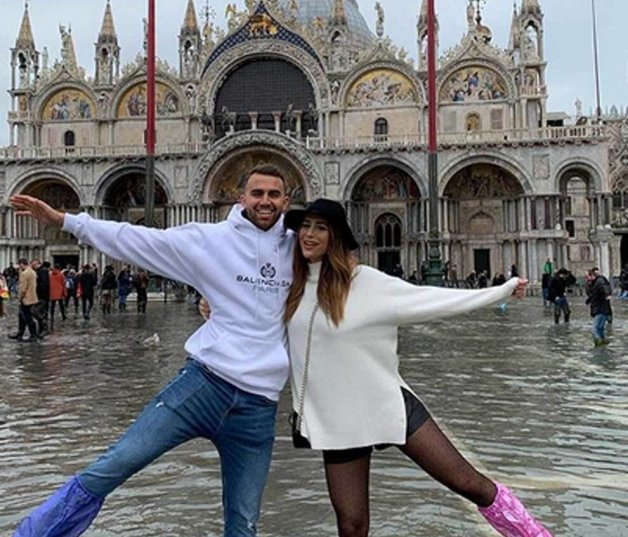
49, 264, 67, 330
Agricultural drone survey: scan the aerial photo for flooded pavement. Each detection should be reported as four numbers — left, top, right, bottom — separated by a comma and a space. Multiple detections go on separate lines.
0, 297, 626, 536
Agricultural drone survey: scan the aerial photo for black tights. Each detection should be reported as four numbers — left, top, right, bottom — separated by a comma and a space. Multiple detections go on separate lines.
324, 418, 497, 537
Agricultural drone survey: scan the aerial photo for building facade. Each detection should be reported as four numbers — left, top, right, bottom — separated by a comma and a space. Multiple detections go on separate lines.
0, 0, 625, 282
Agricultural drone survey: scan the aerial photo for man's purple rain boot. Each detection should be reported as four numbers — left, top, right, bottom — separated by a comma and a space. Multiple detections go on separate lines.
478, 482, 553, 537
13, 476, 103, 537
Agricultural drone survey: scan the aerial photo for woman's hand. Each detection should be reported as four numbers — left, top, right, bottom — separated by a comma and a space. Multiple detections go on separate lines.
512, 278, 528, 298
198, 297, 211, 320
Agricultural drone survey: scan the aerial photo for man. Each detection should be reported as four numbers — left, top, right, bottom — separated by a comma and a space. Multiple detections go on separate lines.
8, 258, 39, 342
585, 267, 612, 346
116, 265, 132, 311
99, 264, 118, 315
78, 263, 98, 320
3, 262, 19, 296
548, 268, 572, 324
619, 263, 628, 299
31, 259, 50, 336
10, 164, 293, 537
48, 263, 67, 329
133, 267, 149, 313
450, 263, 459, 288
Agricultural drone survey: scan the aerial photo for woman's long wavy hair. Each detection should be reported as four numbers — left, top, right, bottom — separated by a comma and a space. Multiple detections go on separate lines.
284, 219, 356, 327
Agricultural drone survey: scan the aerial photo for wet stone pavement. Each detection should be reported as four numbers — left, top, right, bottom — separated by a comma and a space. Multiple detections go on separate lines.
0, 296, 627, 536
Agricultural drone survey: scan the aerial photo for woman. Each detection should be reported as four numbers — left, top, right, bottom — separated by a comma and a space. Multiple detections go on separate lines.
283, 199, 552, 537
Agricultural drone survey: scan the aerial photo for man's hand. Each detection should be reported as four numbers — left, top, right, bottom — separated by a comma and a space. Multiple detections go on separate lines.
10, 194, 65, 227
512, 278, 528, 299
198, 297, 211, 320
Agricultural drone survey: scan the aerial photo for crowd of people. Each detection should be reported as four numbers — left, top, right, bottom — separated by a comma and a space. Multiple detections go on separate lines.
1, 261, 153, 341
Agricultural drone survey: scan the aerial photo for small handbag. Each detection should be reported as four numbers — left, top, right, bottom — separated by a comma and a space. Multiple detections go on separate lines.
290, 411, 311, 449
291, 304, 319, 449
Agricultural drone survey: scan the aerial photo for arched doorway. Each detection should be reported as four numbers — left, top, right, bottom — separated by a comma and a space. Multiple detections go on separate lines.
19, 179, 81, 268
205, 149, 307, 221
101, 171, 168, 227
349, 164, 422, 273
558, 167, 595, 275
444, 163, 524, 278
375, 213, 402, 274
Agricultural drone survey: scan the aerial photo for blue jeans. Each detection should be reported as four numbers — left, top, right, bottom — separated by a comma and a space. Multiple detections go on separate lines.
15, 359, 277, 537
592, 314, 609, 341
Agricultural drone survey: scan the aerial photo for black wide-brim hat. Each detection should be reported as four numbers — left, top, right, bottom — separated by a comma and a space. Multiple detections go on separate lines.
285, 198, 359, 251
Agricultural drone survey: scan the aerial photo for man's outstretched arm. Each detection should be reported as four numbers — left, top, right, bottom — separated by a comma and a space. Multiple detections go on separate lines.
10, 194, 201, 288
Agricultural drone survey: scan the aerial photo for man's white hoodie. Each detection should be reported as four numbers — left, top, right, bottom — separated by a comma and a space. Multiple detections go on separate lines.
63, 205, 295, 400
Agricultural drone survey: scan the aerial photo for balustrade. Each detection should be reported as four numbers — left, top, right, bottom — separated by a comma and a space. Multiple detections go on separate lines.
0, 125, 607, 161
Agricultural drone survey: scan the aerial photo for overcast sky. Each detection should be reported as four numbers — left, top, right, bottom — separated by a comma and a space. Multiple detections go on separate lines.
1, 0, 626, 146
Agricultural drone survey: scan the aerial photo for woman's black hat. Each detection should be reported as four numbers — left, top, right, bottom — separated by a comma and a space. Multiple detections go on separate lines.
285, 198, 359, 251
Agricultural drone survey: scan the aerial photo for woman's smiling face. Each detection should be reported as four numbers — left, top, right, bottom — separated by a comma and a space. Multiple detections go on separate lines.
298, 215, 330, 263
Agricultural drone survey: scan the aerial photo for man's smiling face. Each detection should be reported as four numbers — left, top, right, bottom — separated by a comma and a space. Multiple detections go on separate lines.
239, 173, 289, 230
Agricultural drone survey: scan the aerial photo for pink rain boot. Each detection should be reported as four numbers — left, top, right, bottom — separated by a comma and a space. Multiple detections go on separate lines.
478, 482, 553, 537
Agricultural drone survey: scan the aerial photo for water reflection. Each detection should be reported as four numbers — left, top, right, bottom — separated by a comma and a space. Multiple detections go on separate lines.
0, 299, 626, 536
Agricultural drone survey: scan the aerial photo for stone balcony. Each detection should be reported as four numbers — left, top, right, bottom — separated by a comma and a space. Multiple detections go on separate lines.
0, 124, 608, 161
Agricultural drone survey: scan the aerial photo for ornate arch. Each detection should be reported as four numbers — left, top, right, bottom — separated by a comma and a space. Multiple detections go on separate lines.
9, 167, 82, 202
440, 152, 532, 196
189, 131, 322, 203
342, 156, 427, 200
340, 61, 424, 109
36, 82, 97, 122
94, 163, 174, 206
611, 168, 628, 192
555, 158, 606, 194
199, 43, 330, 115
437, 59, 515, 104
110, 73, 188, 118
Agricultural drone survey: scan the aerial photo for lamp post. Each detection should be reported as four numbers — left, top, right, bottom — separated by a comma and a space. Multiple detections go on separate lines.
144, 0, 156, 227
425, 0, 443, 285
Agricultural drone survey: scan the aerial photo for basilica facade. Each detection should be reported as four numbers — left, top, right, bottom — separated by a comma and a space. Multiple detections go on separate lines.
1, 0, 626, 282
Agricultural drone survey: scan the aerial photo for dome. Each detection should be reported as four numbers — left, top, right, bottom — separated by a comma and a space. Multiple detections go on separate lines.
275, 0, 375, 50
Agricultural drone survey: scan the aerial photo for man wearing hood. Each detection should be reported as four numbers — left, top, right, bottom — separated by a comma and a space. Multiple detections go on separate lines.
585, 267, 613, 346
10, 164, 293, 537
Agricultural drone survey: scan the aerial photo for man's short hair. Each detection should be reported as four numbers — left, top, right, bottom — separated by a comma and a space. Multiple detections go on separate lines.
239, 164, 287, 191
18, 257, 29, 265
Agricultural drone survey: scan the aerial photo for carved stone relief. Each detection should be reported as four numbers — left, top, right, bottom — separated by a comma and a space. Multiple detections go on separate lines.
175, 165, 189, 189
190, 131, 322, 202
533, 155, 550, 180
325, 161, 340, 185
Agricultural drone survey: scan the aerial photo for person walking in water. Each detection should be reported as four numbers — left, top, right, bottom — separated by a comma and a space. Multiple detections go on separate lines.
283, 198, 553, 537
585, 267, 612, 346
7, 258, 39, 342
548, 268, 572, 324
9, 164, 293, 537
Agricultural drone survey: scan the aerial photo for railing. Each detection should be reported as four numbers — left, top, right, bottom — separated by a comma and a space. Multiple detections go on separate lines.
307, 125, 607, 151
305, 134, 424, 151
0, 142, 209, 160
0, 124, 608, 160
520, 85, 547, 97
439, 125, 607, 146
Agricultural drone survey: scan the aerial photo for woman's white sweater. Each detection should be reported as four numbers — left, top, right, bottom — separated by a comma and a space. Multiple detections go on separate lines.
288, 263, 519, 450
